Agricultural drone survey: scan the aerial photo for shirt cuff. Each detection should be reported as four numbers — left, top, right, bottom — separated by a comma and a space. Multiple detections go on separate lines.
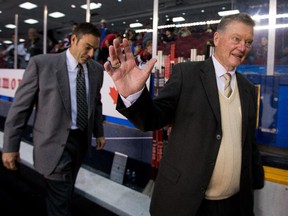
120, 88, 144, 108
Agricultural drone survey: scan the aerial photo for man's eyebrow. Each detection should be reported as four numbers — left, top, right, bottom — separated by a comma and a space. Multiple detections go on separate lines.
85, 42, 95, 48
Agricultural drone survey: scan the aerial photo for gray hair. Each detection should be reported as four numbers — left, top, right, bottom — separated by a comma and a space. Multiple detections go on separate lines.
217, 13, 255, 32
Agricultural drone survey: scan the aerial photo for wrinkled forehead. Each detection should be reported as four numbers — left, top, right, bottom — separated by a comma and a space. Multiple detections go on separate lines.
220, 21, 254, 36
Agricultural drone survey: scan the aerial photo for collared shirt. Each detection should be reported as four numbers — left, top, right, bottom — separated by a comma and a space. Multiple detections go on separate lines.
121, 57, 237, 107
66, 49, 89, 129
212, 55, 236, 94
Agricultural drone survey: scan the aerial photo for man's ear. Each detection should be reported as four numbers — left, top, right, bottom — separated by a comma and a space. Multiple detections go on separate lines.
70, 34, 77, 45
213, 32, 219, 47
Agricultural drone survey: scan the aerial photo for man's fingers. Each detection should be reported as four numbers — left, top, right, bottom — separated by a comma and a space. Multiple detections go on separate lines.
2, 153, 20, 171
123, 39, 134, 61
108, 44, 117, 61
3, 161, 17, 170
104, 61, 112, 73
145, 58, 158, 75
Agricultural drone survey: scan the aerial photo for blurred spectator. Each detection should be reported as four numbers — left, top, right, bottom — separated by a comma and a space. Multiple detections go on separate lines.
135, 40, 152, 68
94, 19, 110, 61
62, 22, 78, 50
161, 28, 176, 44
253, 36, 268, 65
142, 23, 153, 48
0, 47, 5, 68
24, 27, 43, 62
128, 37, 137, 56
142, 31, 152, 48
134, 41, 142, 57
49, 42, 64, 54
125, 28, 136, 41
2, 34, 27, 68
98, 33, 122, 64
178, 27, 192, 37
100, 19, 110, 43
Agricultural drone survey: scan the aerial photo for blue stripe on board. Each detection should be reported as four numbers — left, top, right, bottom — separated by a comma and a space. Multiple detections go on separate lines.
104, 115, 135, 128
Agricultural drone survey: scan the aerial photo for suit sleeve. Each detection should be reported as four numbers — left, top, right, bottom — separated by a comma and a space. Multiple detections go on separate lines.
250, 84, 265, 189
93, 66, 104, 138
3, 57, 39, 152
116, 63, 184, 131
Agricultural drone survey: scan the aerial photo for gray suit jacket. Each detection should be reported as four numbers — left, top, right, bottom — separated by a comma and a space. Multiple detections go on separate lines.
3, 51, 104, 176
117, 58, 264, 216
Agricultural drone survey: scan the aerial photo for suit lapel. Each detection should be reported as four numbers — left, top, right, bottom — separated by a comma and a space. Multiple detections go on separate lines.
236, 73, 249, 146
200, 58, 221, 126
55, 52, 71, 119
87, 61, 97, 118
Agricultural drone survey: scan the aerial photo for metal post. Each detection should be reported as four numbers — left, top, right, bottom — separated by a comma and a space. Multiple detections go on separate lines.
86, 0, 91, 22
43, 5, 48, 54
152, 0, 159, 59
14, 14, 19, 69
267, 0, 277, 75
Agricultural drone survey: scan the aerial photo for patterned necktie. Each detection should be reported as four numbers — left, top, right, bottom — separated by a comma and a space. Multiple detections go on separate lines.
223, 73, 232, 98
76, 64, 88, 130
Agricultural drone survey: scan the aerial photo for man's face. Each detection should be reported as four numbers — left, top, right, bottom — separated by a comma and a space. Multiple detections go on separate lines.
147, 44, 152, 54
213, 21, 254, 71
69, 34, 99, 64
28, 28, 38, 40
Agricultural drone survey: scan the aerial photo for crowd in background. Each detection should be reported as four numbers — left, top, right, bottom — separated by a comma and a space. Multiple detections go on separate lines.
1, 19, 288, 69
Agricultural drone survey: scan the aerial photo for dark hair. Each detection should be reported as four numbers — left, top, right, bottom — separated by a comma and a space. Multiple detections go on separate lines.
72, 22, 100, 39
217, 13, 255, 32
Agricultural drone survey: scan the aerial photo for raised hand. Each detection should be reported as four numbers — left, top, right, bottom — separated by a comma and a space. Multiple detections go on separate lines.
104, 38, 157, 98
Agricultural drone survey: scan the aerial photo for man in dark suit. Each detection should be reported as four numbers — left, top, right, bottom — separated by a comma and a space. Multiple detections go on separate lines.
104, 13, 264, 216
2, 22, 105, 216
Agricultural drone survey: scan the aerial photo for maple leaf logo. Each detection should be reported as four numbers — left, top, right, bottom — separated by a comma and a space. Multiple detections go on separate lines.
109, 87, 118, 104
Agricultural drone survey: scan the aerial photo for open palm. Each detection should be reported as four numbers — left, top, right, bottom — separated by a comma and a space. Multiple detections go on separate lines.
104, 38, 157, 98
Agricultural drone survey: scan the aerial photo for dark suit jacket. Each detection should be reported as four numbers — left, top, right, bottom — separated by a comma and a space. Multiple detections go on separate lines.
117, 58, 264, 216
3, 51, 104, 176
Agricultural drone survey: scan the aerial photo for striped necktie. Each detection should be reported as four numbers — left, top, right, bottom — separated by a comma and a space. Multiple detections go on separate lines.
223, 73, 232, 98
76, 64, 88, 130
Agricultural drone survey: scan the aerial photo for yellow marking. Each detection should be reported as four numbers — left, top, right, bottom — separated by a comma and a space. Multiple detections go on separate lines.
264, 166, 288, 185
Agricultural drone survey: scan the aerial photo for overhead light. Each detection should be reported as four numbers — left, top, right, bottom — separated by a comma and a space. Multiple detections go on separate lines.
71, 5, 76, 8
252, 13, 288, 21
254, 23, 288, 30
218, 10, 240, 16
49, 12, 65, 18
5, 24, 16, 29
130, 23, 143, 28
3, 40, 13, 44
19, 38, 25, 42
172, 17, 185, 22
24, 19, 39, 24
19, 2, 37, 10
81, 3, 102, 10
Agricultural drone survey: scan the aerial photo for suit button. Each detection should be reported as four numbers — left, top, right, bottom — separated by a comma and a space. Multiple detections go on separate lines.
201, 187, 206, 194
61, 144, 65, 147
216, 134, 221, 140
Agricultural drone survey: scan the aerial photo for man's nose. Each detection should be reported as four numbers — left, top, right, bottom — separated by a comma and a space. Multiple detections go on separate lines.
88, 49, 94, 57
238, 41, 246, 52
